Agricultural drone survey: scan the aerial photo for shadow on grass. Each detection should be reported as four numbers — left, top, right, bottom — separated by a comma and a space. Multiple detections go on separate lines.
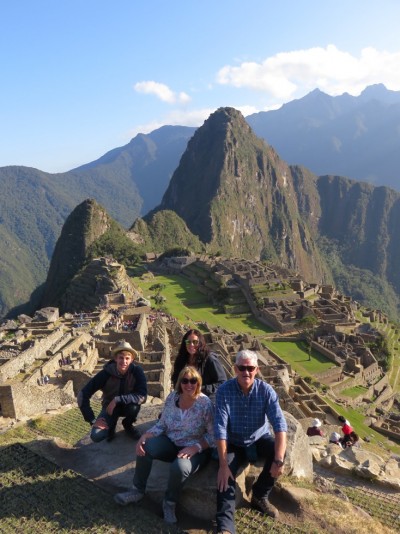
0, 442, 179, 533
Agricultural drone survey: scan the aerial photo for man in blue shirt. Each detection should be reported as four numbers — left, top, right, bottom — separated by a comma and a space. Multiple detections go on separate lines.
214, 349, 287, 534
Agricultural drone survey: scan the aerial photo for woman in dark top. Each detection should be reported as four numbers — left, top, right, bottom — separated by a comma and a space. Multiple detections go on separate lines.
171, 329, 227, 400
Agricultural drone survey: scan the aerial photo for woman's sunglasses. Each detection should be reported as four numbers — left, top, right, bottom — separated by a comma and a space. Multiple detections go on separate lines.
185, 339, 199, 346
181, 377, 198, 385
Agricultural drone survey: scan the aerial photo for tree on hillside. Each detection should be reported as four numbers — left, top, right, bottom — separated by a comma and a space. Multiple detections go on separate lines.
296, 314, 319, 361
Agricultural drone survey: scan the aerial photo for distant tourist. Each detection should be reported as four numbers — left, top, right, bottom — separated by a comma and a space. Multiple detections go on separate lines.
77, 340, 147, 442
329, 431, 342, 446
341, 431, 359, 448
338, 415, 354, 446
306, 418, 324, 437
214, 349, 287, 533
172, 329, 226, 402
114, 366, 214, 524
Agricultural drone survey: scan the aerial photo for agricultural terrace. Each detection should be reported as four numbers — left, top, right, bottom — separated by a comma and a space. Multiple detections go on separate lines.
372, 320, 400, 394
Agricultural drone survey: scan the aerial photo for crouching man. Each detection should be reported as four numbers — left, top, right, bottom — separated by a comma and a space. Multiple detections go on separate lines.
215, 350, 287, 534
78, 340, 147, 442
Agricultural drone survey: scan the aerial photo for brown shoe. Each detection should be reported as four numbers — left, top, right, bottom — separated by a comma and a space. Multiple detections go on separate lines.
251, 495, 279, 518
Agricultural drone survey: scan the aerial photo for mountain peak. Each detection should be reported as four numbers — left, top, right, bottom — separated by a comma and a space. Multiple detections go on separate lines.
41, 199, 112, 309
359, 83, 400, 104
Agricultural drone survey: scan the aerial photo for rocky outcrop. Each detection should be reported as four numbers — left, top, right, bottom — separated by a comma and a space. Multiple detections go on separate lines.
310, 436, 400, 489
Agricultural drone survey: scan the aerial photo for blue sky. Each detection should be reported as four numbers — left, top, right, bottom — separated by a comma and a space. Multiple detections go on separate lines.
1, 0, 400, 172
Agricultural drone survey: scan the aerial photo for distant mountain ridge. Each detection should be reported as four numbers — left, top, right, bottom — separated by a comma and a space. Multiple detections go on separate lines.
247, 83, 400, 189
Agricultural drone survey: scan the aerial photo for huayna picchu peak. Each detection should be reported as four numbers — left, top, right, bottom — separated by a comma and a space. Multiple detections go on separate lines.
153, 107, 327, 286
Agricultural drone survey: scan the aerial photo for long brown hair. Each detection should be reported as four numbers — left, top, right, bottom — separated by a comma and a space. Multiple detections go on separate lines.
172, 329, 210, 387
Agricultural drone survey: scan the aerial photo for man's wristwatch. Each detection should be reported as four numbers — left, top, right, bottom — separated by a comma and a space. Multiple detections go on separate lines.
273, 459, 284, 467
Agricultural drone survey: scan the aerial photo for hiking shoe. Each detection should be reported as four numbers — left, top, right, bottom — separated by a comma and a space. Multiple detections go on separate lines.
251, 495, 279, 518
114, 486, 144, 506
162, 499, 177, 524
122, 421, 141, 440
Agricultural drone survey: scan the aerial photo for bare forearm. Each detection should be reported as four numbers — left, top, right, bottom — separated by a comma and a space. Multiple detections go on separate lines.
274, 432, 287, 461
216, 439, 228, 465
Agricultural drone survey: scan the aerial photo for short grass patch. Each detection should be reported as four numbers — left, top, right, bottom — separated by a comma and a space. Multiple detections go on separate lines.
0, 442, 177, 534
264, 340, 336, 376
340, 385, 369, 398
28, 403, 101, 446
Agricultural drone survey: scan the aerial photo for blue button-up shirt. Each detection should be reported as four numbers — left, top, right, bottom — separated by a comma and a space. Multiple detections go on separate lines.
214, 377, 287, 446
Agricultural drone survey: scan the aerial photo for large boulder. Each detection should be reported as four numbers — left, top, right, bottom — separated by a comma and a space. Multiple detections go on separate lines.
33, 307, 59, 323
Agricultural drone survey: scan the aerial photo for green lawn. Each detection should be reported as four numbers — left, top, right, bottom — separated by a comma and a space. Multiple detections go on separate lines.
264, 340, 337, 376
340, 385, 369, 398
134, 273, 273, 335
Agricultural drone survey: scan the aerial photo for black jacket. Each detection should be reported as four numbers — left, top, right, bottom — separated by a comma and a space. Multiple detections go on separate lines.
77, 360, 147, 423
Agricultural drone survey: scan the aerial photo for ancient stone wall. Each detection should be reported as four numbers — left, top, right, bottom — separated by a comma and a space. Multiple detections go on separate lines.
374, 374, 389, 395
2, 381, 75, 419
132, 313, 148, 351
310, 340, 343, 365
0, 385, 16, 418
314, 366, 342, 382
371, 420, 400, 442
0, 328, 65, 383
62, 369, 92, 397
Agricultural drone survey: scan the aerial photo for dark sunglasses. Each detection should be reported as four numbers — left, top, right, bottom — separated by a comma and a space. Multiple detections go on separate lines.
181, 377, 198, 385
185, 339, 199, 346
237, 365, 256, 372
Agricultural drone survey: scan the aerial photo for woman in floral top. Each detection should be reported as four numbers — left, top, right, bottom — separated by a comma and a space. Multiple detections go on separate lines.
114, 366, 214, 524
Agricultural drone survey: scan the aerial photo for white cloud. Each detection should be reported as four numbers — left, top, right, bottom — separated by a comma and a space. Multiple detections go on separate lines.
128, 107, 216, 138
134, 81, 191, 104
217, 45, 400, 101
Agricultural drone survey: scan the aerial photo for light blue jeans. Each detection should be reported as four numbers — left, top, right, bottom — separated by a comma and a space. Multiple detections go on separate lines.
133, 434, 211, 503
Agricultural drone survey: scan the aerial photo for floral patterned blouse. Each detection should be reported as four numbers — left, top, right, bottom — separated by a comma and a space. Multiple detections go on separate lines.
148, 391, 215, 448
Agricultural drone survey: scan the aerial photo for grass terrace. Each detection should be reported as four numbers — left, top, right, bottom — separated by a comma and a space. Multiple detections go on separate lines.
133, 273, 273, 335
340, 385, 369, 398
264, 340, 337, 376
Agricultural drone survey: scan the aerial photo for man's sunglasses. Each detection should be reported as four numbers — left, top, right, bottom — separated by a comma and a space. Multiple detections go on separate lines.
185, 339, 199, 346
181, 377, 198, 385
237, 365, 256, 372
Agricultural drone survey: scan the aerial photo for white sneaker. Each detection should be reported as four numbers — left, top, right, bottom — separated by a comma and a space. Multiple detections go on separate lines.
162, 499, 177, 523
114, 486, 144, 505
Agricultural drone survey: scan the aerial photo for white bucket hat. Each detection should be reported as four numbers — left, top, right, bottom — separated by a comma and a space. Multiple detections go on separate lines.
312, 418, 322, 427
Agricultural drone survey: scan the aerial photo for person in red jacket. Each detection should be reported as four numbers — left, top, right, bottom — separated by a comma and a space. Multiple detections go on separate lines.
338, 415, 353, 446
